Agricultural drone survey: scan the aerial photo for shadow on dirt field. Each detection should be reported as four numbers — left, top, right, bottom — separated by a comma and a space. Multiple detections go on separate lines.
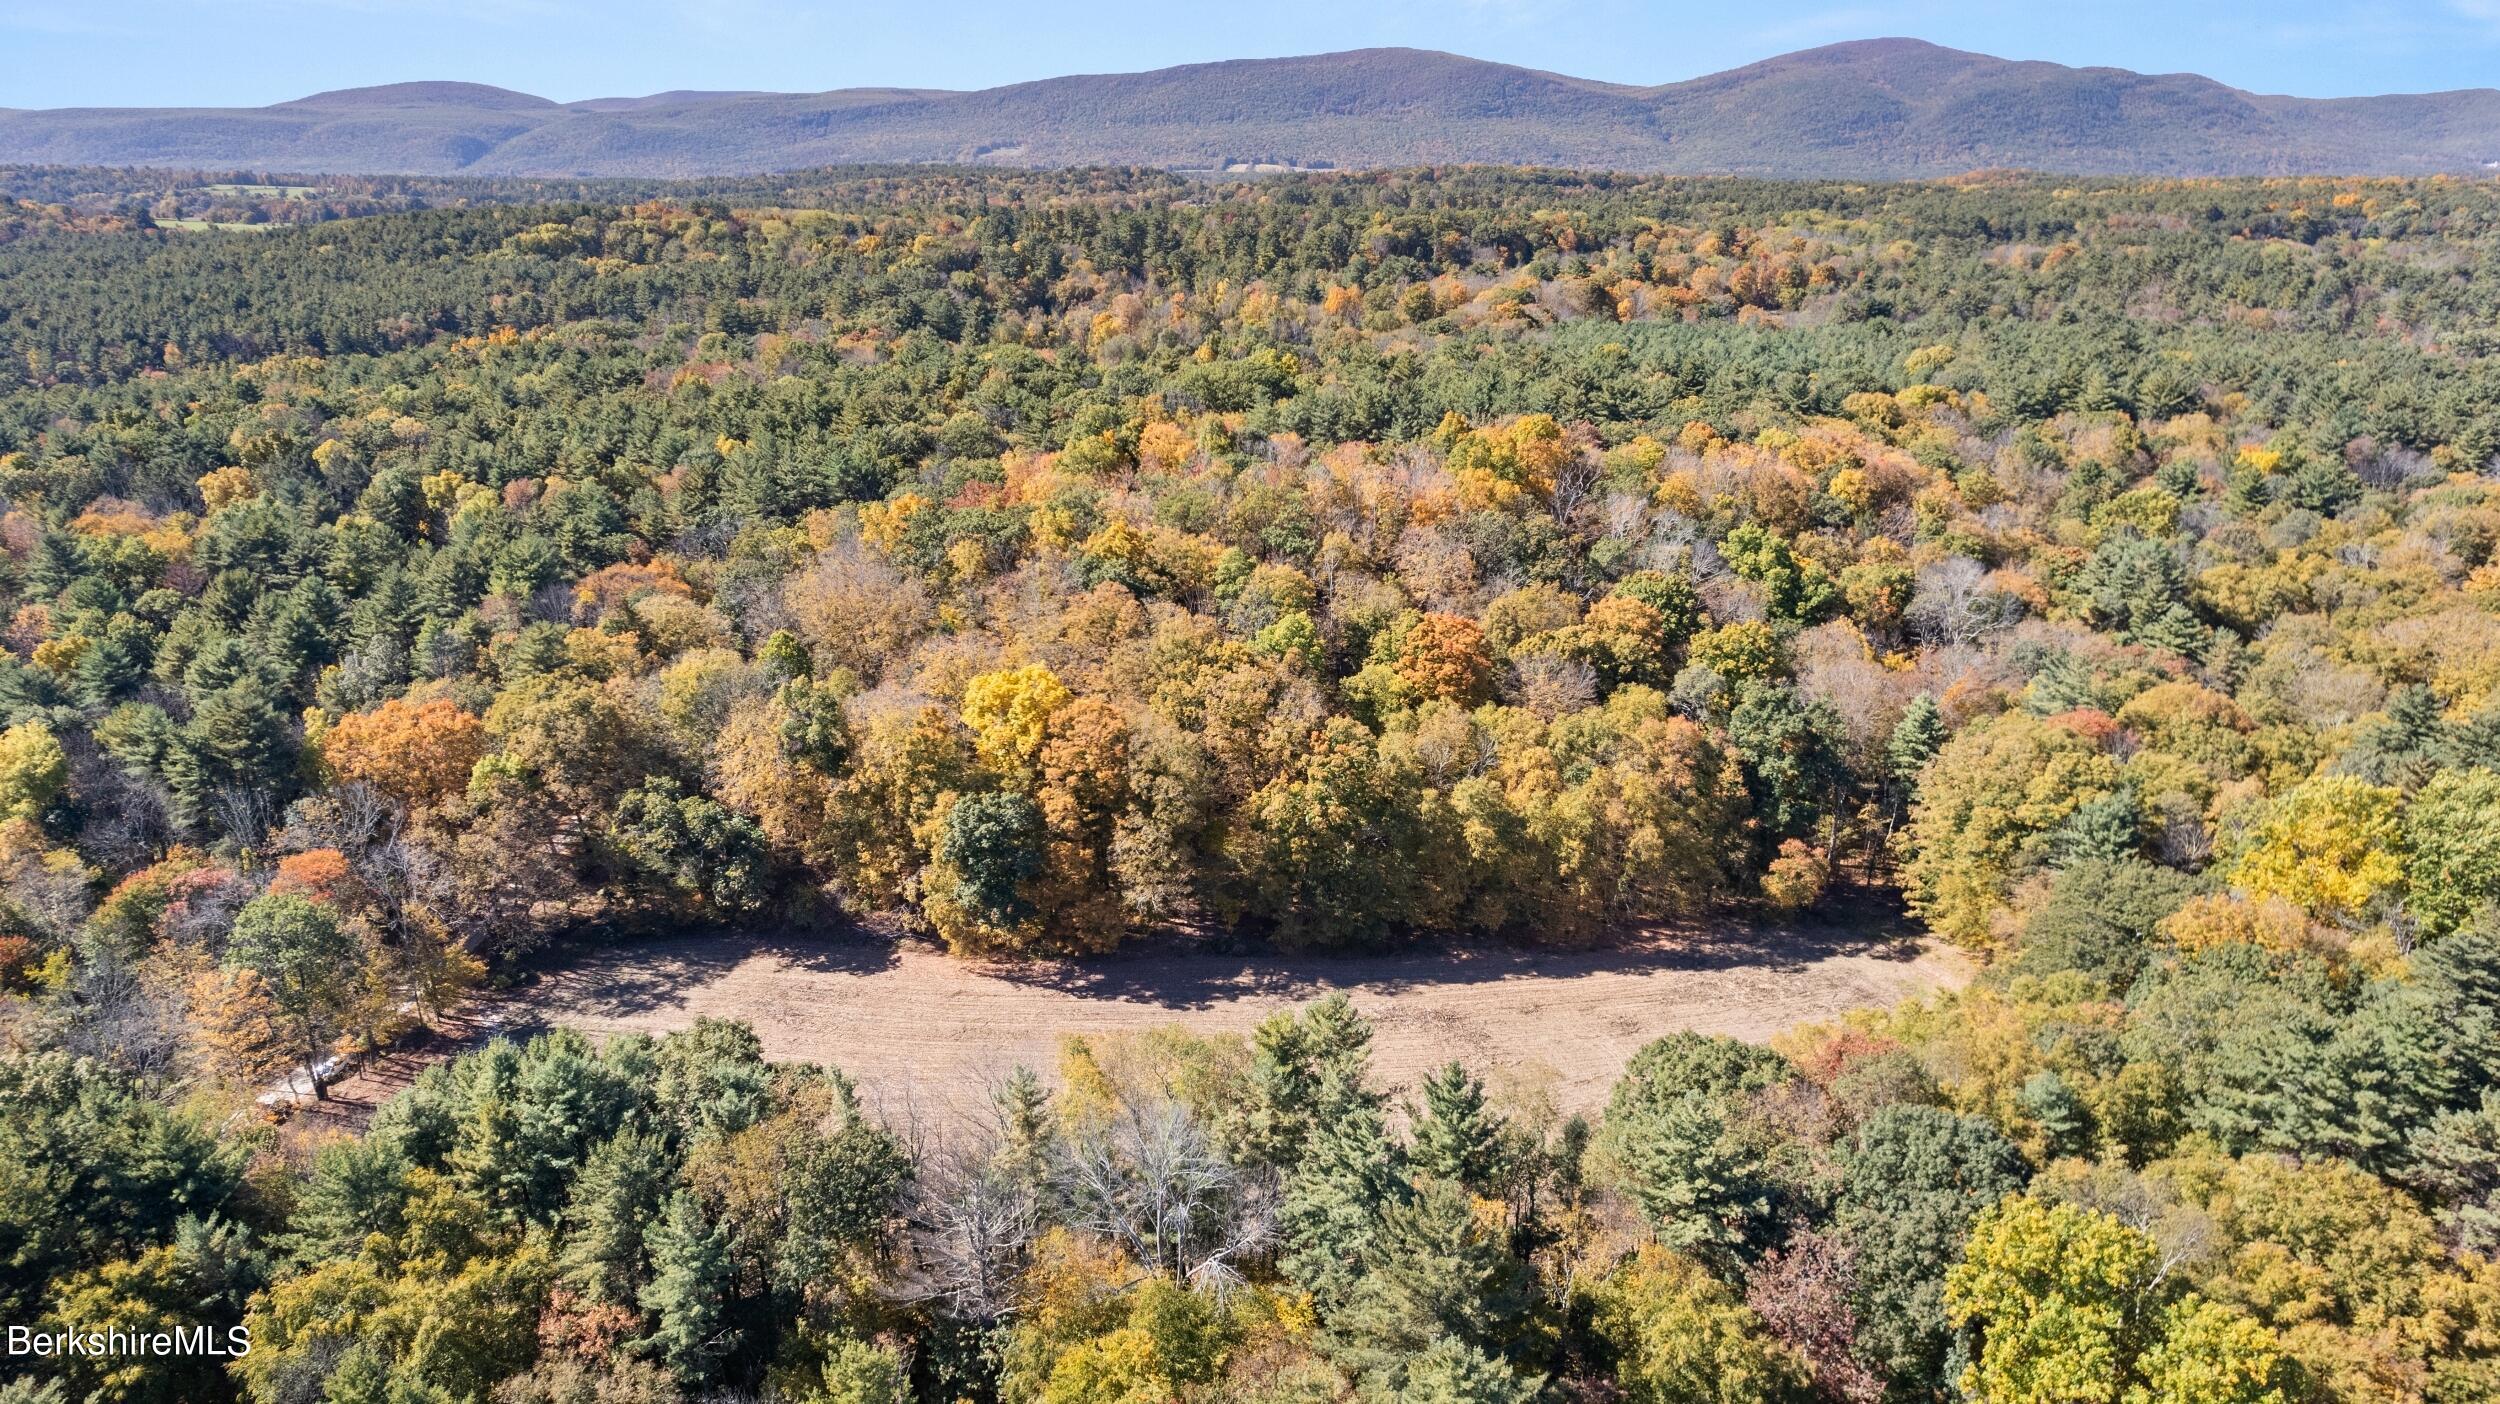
291, 898, 1961, 1129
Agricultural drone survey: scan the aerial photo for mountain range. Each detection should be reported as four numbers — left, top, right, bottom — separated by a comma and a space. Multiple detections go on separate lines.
7, 40, 2500, 180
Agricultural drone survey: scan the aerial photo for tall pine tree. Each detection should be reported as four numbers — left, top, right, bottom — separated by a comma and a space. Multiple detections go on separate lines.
637, 1189, 740, 1387
1278, 1065, 1403, 1309
1412, 1061, 1503, 1195
1327, 1176, 1532, 1386
559, 1127, 671, 1306
1239, 992, 1377, 1168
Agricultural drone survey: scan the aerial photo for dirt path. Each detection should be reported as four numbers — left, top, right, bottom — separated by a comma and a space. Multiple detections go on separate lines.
412, 918, 1966, 1119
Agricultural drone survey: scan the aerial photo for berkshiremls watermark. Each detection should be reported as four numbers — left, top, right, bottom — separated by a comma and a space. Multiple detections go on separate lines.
7, 1324, 251, 1359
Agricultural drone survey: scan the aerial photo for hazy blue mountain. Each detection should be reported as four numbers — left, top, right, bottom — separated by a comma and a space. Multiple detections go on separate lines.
8, 40, 2500, 178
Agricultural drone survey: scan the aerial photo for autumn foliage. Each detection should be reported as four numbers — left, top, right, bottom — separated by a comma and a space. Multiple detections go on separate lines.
319, 697, 487, 806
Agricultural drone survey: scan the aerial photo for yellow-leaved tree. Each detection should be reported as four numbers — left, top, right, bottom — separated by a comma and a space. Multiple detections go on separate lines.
0, 719, 67, 824
962, 663, 1074, 780
1946, 1195, 2291, 1404
2225, 774, 2405, 921
1903, 713, 2124, 944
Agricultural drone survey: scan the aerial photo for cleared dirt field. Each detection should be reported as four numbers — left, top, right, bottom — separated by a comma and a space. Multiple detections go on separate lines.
409, 919, 1968, 1119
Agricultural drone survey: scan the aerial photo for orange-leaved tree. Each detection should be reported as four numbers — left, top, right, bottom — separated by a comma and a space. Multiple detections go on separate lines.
321, 697, 487, 808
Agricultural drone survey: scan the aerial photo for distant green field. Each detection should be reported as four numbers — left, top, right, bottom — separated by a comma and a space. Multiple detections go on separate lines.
160, 217, 273, 231
200, 182, 318, 198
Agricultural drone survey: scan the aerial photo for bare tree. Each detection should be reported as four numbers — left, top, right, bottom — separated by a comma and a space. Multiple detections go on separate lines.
1597, 489, 1650, 546
1509, 653, 1598, 721
910, 1142, 1046, 1322
1907, 556, 2020, 648
2047, 1167, 2221, 1287
2149, 792, 2214, 871
1056, 1097, 1275, 1292
206, 784, 278, 851
1547, 443, 1605, 527
68, 748, 173, 873
1795, 621, 1912, 773
61, 943, 188, 1079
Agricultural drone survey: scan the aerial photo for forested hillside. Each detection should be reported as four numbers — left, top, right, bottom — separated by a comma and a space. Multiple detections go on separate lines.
11, 41, 2500, 178
5, 165, 2500, 1402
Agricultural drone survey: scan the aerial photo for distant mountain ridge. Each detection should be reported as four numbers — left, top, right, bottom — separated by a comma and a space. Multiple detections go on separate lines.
8, 40, 2500, 179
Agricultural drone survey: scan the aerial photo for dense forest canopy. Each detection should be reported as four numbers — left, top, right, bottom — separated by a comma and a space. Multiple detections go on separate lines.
4, 164, 2500, 1404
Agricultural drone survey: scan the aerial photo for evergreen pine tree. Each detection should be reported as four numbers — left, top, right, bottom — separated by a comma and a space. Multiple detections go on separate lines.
637, 1189, 740, 1387
448, 1063, 532, 1219
510, 1034, 640, 1222
2047, 789, 2142, 867
779, 1105, 914, 1295
71, 620, 148, 707
1327, 1177, 1531, 1386
2281, 454, 2364, 514
2016, 1070, 2093, 1159
168, 676, 294, 824
1884, 694, 1947, 814
1838, 1106, 2029, 1395
2341, 684, 2451, 789
652, 1017, 773, 1146
1239, 992, 1377, 1169
25, 531, 82, 597
1385, 1336, 1539, 1404
1606, 1089, 1768, 1257
1278, 1066, 1404, 1309
559, 1128, 671, 1306
2438, 701, 2500, 772
1729, 680, 1849, 841
1412, 1061, 1502, 1195
2223, 465, 2272, 516
992, 1064, 1059, 1208
263, 576, 346, 697
2137, 602, 2210, 659
285, 1135, 415, 1265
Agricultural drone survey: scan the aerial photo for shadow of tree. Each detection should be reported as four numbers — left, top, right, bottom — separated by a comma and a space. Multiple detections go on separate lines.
971, 911, 1927, 1013
304, 897, 1943, 1124
509, 922, 905, 1019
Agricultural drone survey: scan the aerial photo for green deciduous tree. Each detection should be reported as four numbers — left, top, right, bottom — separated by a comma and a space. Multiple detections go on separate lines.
611, 775, 771, 914
925, 788, 1050, 953
1729, 680, 1850, 844
2406, 767, 2500, 937
223, 892, 358, 1097
2013, 858, 2202, 995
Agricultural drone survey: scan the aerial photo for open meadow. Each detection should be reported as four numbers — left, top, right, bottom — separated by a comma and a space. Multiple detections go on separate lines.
302, 919, 1965, 1125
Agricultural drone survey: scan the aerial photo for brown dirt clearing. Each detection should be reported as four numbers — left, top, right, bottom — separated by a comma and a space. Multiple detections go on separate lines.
299, 919, 1968, 1125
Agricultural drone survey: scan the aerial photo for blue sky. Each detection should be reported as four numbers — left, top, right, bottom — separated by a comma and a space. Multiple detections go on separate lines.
6, 0, 2500, 109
